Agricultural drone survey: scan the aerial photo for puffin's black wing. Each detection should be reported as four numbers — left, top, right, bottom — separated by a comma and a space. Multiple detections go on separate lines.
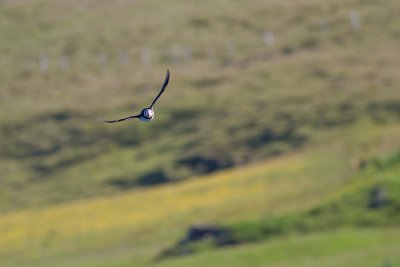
149, 69, 170, 109
98, 114, 140, 123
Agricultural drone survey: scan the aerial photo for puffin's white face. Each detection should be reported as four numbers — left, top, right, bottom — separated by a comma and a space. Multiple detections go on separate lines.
143, 108, 154, 119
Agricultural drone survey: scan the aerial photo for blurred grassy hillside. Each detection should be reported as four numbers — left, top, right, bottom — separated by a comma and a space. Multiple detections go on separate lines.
0, 0, 400, 266
0, 128, 399, 267
1, 0, 400, 212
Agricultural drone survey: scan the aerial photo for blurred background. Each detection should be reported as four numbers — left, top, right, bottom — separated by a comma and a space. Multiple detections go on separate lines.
0, 0, 399, 266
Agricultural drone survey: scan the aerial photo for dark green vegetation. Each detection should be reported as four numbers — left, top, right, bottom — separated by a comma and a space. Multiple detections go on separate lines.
162, 151, 400, 257
232, 152, 400, 240
153, 228, 400, 267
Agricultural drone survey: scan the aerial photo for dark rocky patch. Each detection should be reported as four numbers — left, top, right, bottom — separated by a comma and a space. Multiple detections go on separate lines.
158, 224, 238, 259
368, 186, 388, 209
136, 170, 169, 186
178, 156, 226, 174
108, 170, 169, 190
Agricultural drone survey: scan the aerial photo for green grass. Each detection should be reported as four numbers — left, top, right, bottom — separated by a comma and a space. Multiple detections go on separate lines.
157, 150, 400, 257
154, 228, 400, 267
0, 147, 346, 266
1, 0, 400, 266
0, 137, 399, 267
1, 0, 400, 211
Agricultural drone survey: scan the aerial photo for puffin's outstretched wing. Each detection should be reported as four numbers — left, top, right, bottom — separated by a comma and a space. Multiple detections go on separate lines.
98, 114, 140, 123
149, 69, 170, 109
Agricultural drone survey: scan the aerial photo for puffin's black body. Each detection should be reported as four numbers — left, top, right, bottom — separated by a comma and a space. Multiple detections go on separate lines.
99, 69, 170, 124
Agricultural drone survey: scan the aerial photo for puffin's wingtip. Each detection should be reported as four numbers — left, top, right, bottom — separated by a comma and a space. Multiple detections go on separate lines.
97, 118, 109, 123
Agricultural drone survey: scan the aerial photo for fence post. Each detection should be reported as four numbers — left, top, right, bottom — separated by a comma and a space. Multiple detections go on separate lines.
98, 52, 108, 67
59, 54, 69, 71
226, 39, 236, 63
141, 47, 152, 66
263, 31, 275, 47
169, 45, 182, 64
183, 46, 192, 63
206, 46, 216, 61
350, 10, 361, 31
117, 50, 129, 66
39, 54, 49, 74
319, 18, 329, 33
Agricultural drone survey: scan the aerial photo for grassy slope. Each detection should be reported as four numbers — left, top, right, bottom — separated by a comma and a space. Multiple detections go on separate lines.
0, 121, 399, 267
0, 0, 400, 266
0, 149, 341, 266
1, 0, 400, 211
155, 228, 400, 267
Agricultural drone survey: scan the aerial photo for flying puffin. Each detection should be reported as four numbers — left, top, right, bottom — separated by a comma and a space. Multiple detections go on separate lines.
99, 69, 170, 123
